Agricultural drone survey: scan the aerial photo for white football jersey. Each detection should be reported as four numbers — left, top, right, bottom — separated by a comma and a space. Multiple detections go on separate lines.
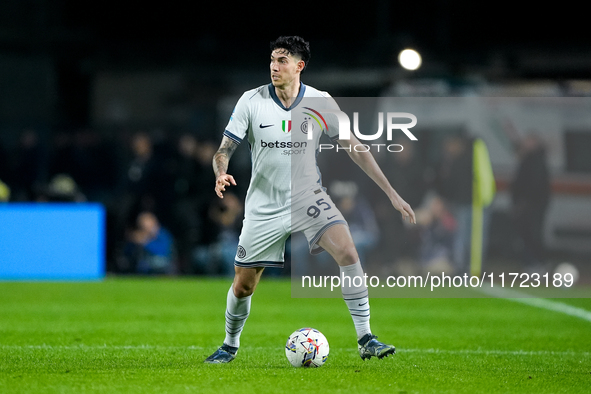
224, 82, 340, 218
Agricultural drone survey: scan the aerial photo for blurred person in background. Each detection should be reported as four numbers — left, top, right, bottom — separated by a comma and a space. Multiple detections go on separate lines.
36, 173, 86, 202
170, 133, 218, 273
415, 193, 457, 274
435, 133, 495, 275
192, 192, 243, 276
170, 133, 203, 272
123, 211, 175, 274
112, 132, 164, 272
115, 132, 169, 242
510, 133, 551, 271
193, 138, 218, 224
378, 136, 428, 210
435, 134, 473, 274
123, 131, 160, 209
376, 136, 428, 264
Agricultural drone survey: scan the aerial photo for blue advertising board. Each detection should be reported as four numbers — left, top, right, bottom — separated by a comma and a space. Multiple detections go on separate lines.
0, 203, 105, 280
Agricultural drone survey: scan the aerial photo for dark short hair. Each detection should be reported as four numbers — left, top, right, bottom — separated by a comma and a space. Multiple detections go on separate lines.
270, 36, 311, 71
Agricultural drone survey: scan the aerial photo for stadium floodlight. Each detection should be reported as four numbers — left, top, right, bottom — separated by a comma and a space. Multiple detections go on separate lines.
398, 48, 422, 70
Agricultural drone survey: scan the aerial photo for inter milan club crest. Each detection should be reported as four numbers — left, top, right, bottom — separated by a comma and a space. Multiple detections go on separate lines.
300, 117, 312, 134
237, 245, 247, 259
281, 120, 291, 133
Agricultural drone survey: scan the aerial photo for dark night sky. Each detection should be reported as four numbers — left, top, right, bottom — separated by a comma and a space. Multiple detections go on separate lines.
54, 0, 587, 66
1, 0, 586, 71
0, 0, 588, 128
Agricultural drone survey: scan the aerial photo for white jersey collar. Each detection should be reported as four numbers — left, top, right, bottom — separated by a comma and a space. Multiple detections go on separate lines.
268, 81, 306, 111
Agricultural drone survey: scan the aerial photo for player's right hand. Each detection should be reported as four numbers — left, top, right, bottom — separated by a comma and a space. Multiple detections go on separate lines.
215, 174, 236, 198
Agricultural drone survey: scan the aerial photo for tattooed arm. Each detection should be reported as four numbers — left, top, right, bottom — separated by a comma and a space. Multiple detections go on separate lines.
213, 136, 239, 199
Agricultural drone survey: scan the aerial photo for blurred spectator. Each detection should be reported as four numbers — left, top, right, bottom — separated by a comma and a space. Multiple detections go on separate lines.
173, 133, 201, 199
415, 193, 457, 273
193, 139, 217, 204
379, 137, 428, 208
115, 132, 171, 237
376, 137, 428, 262
124, 131, 159, 202
510, 133, 551, 270
169, 134, 218, 273
111, 132, 159, 271
192, 192, 243, 276
122, 211, 175, 274
435, 134, 474, 274
12, 129, 45, 201
36, 173, 86, 202
170, 133, 203, 272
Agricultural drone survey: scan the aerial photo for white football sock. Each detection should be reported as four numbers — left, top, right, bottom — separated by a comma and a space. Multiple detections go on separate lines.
223, 285, 251, 349
340, 260, 371, 340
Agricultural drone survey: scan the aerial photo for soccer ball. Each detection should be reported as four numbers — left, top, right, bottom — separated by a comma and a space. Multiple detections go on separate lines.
285, 328, 329, 368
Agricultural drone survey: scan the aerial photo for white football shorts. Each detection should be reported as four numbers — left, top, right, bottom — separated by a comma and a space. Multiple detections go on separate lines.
234, 189, 347, 268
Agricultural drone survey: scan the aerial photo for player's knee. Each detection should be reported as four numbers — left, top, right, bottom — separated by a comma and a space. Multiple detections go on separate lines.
335, 245, 359, 267
233, 281, 256, 298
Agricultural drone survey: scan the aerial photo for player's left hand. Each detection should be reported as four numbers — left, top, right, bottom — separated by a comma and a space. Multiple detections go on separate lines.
390, 193, 416, 224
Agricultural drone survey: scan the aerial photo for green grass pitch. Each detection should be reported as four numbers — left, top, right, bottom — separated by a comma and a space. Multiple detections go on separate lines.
1, 277, 590, 393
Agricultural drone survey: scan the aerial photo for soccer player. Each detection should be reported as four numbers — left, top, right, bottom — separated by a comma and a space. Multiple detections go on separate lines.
204, 36, 416, 363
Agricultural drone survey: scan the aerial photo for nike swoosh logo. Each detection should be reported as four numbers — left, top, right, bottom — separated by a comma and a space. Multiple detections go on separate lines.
260, 123, 274, 128
327, 215, 337, 220
358, 301, 368, 306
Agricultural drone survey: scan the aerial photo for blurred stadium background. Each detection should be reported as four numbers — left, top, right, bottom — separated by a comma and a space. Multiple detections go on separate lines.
1, 0, 590, 280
